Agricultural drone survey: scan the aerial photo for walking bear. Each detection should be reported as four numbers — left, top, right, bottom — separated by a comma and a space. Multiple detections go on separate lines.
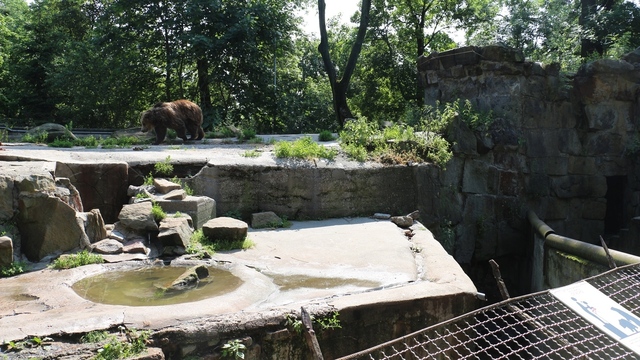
140, 100, 205, 145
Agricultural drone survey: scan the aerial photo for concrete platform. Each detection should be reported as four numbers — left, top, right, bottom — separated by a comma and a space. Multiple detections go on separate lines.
0, 218, 476, 343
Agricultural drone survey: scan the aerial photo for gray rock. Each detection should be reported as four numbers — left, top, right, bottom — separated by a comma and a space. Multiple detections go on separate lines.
118, 202, 159, 232
17, 193, 85, 261
202, 217, 248, 242
91, 239, 123, 254
251, 211, 282, 228
0, 236, 13, 267
391, 216, 414, 228
154, 178, 181, 194
123, 238, 149, 255
158, 217, 193, 247
164, 265, 209, 292
77, 209, 107, 244
162, 189, 187, 200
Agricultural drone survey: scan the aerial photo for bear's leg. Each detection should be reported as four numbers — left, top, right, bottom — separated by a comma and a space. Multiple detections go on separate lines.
175, 126, 188, 142
186, 123, 201, 140
154, 126, 167, 145
196, 126, 205, 140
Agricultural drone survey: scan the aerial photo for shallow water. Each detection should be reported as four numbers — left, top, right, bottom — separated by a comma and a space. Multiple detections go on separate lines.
270, 274, 380, 291
72, 266, 243, 306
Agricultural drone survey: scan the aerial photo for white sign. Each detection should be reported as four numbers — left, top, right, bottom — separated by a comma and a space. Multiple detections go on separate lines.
551, 281, 640, 354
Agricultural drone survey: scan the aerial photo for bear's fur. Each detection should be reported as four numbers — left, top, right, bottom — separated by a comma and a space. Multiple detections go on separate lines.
140, 100, 205, 145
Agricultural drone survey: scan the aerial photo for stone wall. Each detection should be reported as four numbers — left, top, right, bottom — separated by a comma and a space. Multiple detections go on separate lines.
417, 45, 640, 296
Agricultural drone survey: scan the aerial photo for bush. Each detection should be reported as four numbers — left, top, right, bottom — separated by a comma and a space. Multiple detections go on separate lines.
50, 251, 103, 270
274, 136, 337, 160
0, 261, 28, 277
318, 130, 336, 142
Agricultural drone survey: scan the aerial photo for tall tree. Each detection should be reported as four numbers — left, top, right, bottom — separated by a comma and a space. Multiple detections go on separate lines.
318, 0, 371, 127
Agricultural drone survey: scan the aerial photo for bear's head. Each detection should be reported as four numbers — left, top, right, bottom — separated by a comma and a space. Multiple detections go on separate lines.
140, 111, 155, 133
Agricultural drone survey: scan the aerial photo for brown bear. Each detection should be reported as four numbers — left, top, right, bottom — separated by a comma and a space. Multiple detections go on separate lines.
140, 100, 205, 145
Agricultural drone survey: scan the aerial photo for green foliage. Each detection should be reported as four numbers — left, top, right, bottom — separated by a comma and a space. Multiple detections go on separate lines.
95, 328, 149, 360
80, 330, 109, 344
285, 311, 341, 335
0, 261, 28, 277
100, 136, 141, 149
49, 250, 103, 270
154, 156, 174, 176
221, 339, 246, 360
224, 210, 243, 220
242, 149, 261, 158
22, 131, 48, 144
314, 311, 342, 331
143, 173, 154, 186
238, 128, 257, 141
151, 202, 166, 222
186, 229, 216, 257
170, 176, 194, 195
318, 130, 336, 142
75, 135, 99, 148
48, 138, 75, 148
274, 136, 338, 160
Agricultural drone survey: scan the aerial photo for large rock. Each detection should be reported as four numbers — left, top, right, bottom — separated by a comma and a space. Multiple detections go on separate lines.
90, 239, 123, 254
118, 202, 159, 232
17, 192, 85, 261
158, 217, 193, 248
77, 209, 107, 244
0, 236, 12, 266
153, 178, 181, 194
202, 217, 248, 242
164, 265, 209, 292
155, 196, 215, 229
251, 211, 282, 228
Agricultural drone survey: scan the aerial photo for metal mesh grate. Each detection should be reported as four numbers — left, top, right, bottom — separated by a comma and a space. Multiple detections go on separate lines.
338, 265, 640, 360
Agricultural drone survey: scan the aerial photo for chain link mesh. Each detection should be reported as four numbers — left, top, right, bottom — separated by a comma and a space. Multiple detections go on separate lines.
339, 265, 640, 360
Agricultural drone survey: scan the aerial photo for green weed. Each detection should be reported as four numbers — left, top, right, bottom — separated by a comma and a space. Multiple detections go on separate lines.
154, 156, 173, 176
94, 328, 149, 360
49, 250, 103, 270
0, 261, 28, 277
151, 202, 166, 222
242, 149, 260, 158
221, 339, 246, 360
318, 130, 336, 142
22, 131, 48, 144
274, 136, 337, 160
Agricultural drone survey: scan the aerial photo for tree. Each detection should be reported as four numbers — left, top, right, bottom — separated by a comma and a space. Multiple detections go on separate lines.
317, 0, 372, 127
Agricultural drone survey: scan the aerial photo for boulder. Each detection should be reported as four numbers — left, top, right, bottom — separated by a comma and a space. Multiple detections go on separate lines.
91, 239, 124, 254
158, 217, 192, 248
162, 189, 187, 201
202, 217, 248, 242
25, 123, 77, 142
122, 238, 149, 255
155, 196, 215, 229
391, 216, 414, 228
154, 178, 181, 194
118, 202, 159, 232
17, 192, 85, 261
251, 211, 282, 228
165, 265, 209, 292
0, 236, 13, 267
77, 209, 107, 244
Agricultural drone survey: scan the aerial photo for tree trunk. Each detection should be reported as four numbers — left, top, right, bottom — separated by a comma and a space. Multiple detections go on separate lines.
318, 0, 371, 128
197, 57, 212, 129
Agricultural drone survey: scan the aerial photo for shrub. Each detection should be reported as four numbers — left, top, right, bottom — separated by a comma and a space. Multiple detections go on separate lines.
318, 130, 336, 142
0, 261, 28, 277
49, 251, 103, 270
274, 136, 337, 160
151, 202, 166, 222
48, 138, 75, 148
154, 156, 174, 176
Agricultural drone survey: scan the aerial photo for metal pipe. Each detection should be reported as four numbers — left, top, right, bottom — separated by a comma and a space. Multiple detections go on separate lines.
528, 210, 640, 267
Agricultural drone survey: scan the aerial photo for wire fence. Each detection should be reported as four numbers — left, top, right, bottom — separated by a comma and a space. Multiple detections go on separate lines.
338, 264, 640, 360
